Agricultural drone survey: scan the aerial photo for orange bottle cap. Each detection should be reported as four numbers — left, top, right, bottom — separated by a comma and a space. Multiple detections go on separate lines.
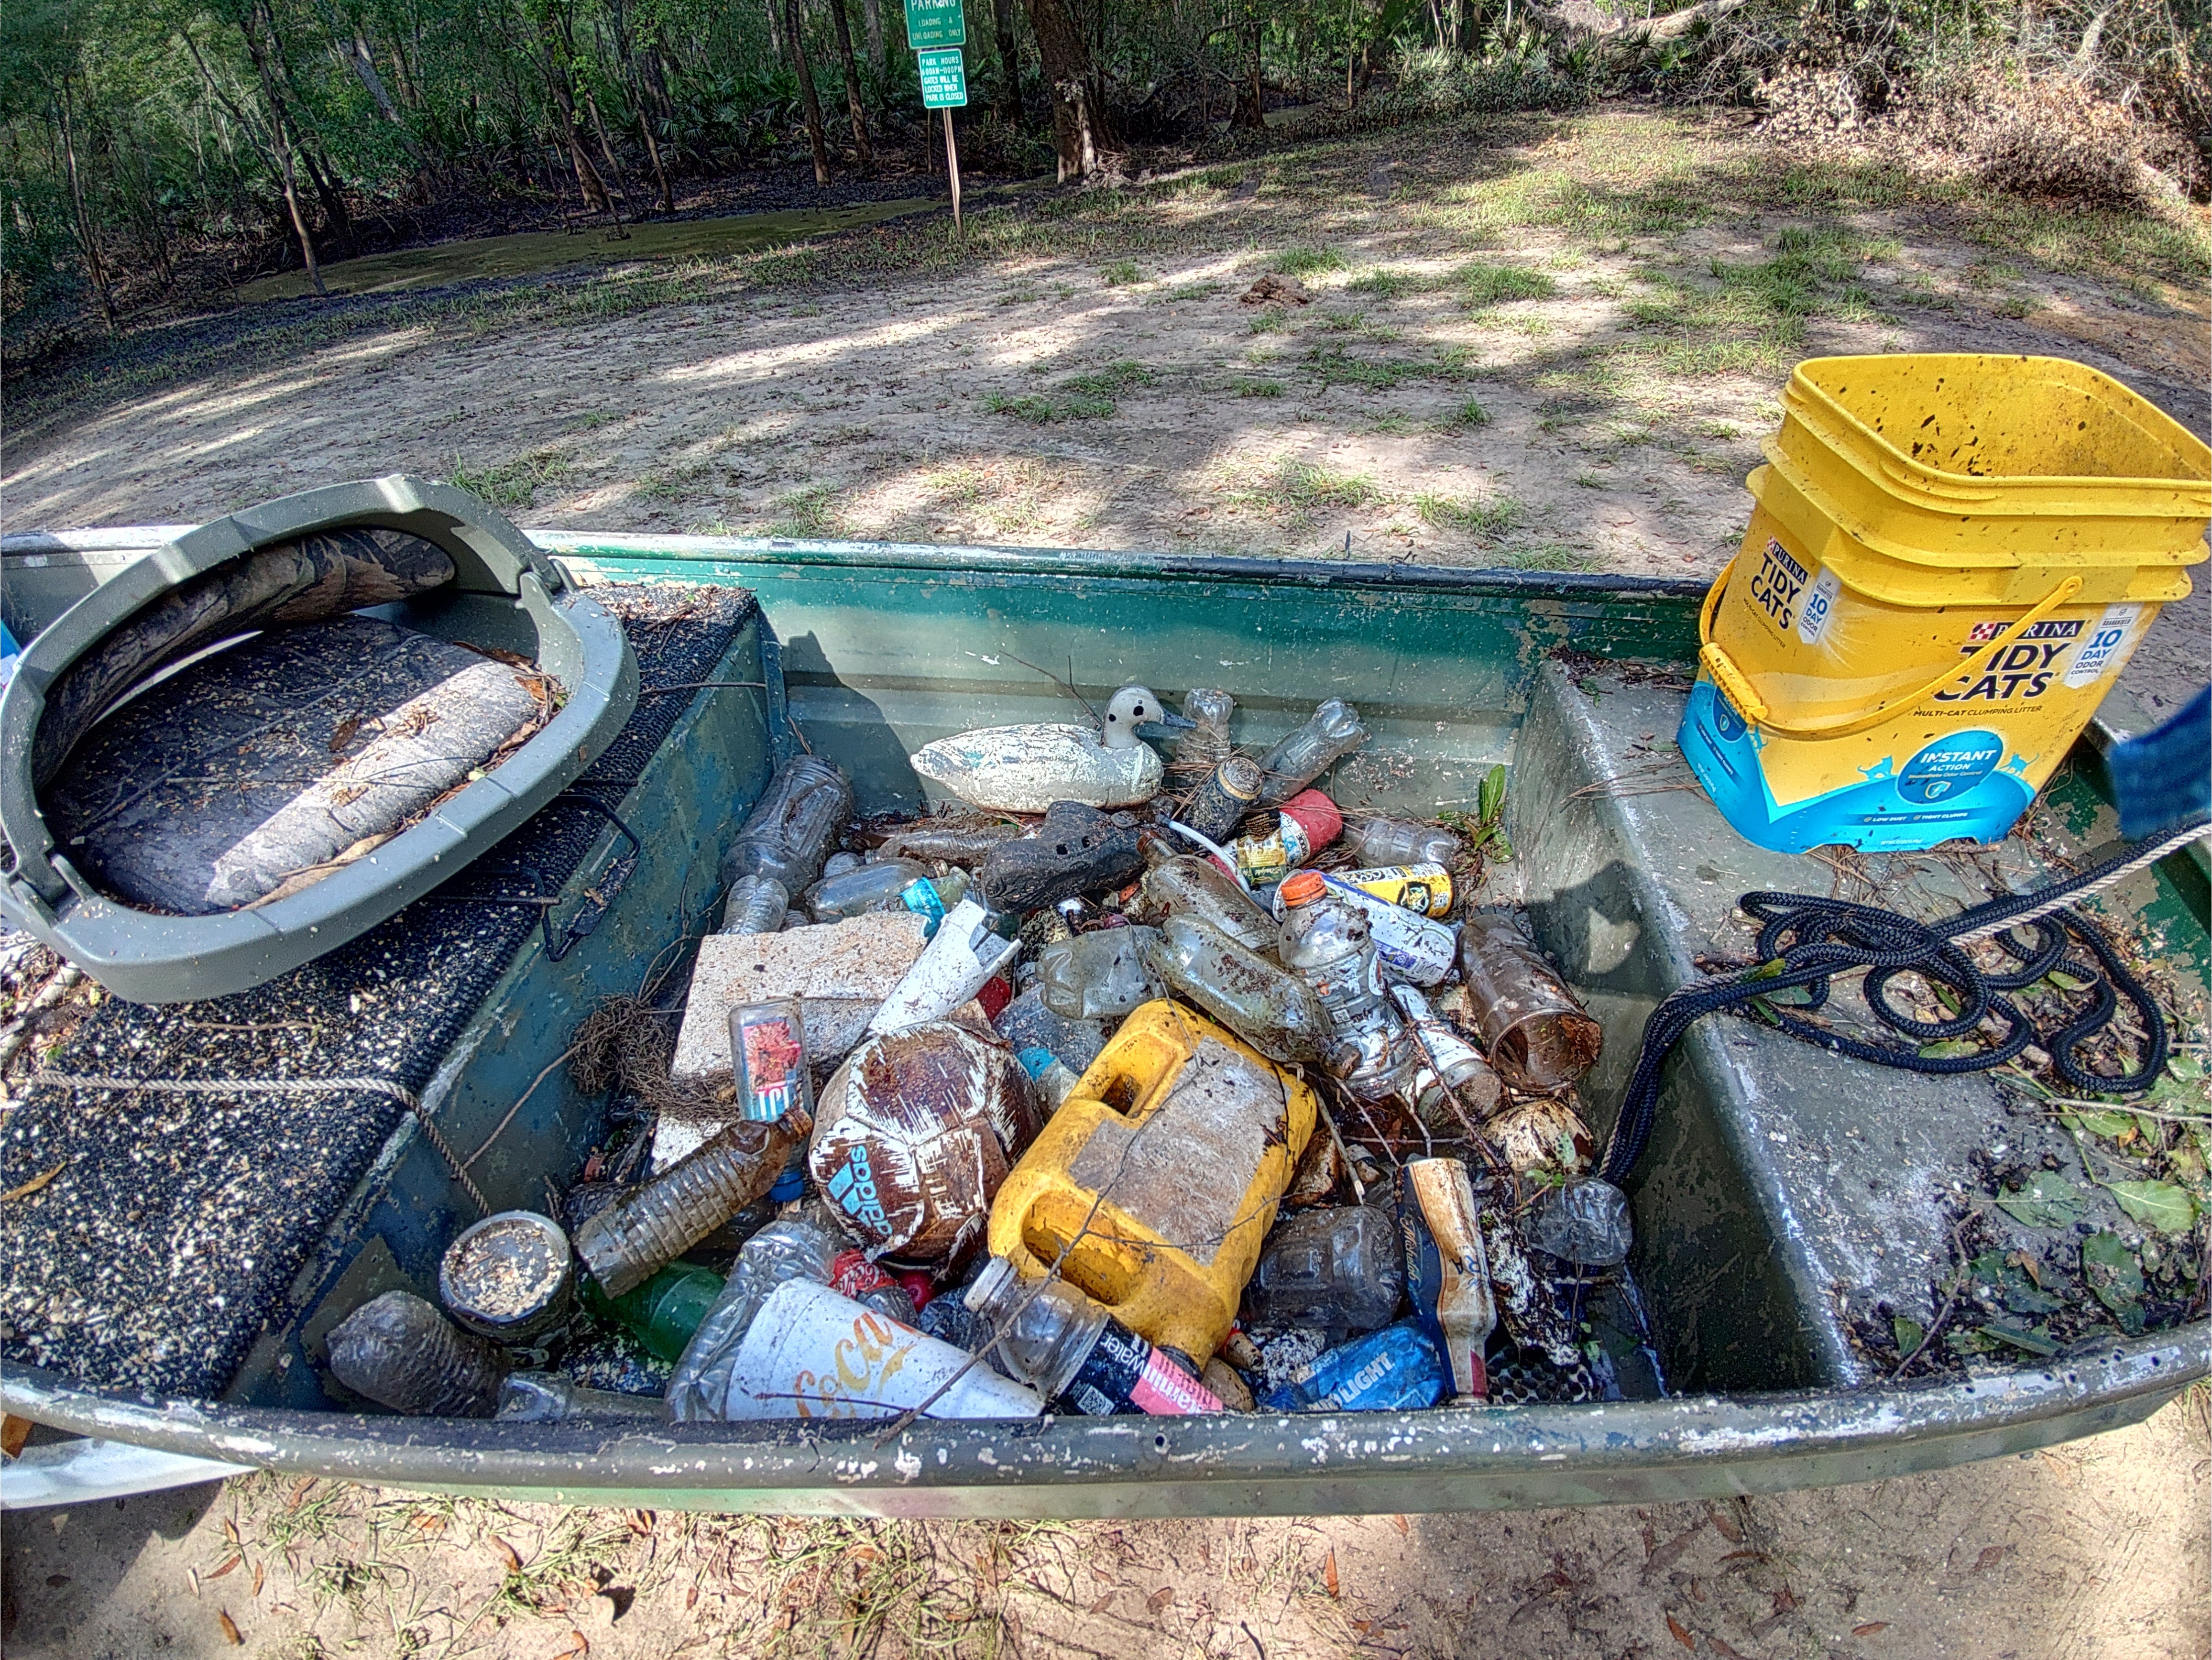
1279, 870, 1327, 906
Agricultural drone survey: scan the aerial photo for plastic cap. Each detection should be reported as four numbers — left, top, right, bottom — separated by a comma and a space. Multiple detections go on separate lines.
1277, 789, 1344, 850
1280, 870, 1327, 906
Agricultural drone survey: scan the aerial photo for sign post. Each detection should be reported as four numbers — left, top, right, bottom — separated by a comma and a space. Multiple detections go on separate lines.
905, 0, 969, 233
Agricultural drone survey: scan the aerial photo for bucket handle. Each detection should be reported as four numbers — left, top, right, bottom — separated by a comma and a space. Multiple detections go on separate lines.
1697, 559, 2084, 740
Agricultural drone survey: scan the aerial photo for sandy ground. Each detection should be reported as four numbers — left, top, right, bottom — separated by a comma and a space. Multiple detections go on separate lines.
3, 109, 2209, 1659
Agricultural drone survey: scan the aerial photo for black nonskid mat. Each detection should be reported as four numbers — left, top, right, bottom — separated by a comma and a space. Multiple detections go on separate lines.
0, 583, 755, 1397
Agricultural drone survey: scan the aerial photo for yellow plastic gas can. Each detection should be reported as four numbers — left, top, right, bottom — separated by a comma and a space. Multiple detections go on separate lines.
1681, 354, 2209, 852
986, 1001, 1317, 1366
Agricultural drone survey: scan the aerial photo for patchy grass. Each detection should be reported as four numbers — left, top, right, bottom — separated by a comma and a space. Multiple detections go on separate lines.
1461, 262, 1560, 307
1302, 346, 1455, 391
445, 448, 569, 508
1233, 458, 1380, 525
1062, 359, 1156, 396
1447, 395, 1494, 427
1272, 245, 1347, 277
1100, 258, 1145, 286
983, 389, 1116, 423
1347, 267, 1426, 298
1416, 491, 1523, 539
1234, 378, 1284, 397
770, 483, 840, 537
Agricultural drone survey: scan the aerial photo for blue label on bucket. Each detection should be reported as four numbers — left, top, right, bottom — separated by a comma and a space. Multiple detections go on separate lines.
1677, 682, 2034, 853
1895, 731, 2004, 803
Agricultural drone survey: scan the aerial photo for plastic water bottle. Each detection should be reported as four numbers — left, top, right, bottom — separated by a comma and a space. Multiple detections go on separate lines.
720, 874, 789, 935
803, 858, 934, 921
1257, 700, 1368, 807
326, 1290, 509, 1417
1036, 926, 1162, 1019
1354, 818, 1463, 867
1179, 688, 1237, 771
722, 756, 852, 892
1133, 845, 1278, 953
1139, 913, 1342, 1073
1245, 1206, 1403, 1341
1277, 871, 1414, 1101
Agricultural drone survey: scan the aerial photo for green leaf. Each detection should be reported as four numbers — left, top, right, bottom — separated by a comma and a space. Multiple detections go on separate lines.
2041, 969, 2098, 993
1994, 1172, 2087, 1229
1919, 1039, 1983, 1060
1891, 1315, 1925, 1354
1742, 957, 1789, 983
1478, 763, 1508, 827
2080, 1232, 2145, 1332
2165, 1053, 2202, 1081
2061, 1108, 2137, 1139
2106, 1179, 2198, 1235
1980, 1322, 2059, 1357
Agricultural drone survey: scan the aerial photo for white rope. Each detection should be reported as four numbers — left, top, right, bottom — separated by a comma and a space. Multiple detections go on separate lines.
1951, 819, 2212, 944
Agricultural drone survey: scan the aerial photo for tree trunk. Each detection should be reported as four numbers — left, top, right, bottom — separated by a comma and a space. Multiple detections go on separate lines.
580, 80, 634, 220
992, 0, 1023, 120
785, 0, 832, 185
766, 0, 782, 56
861, 0, 882, 63
1023, 0, 1103, 178
526, 10, 616, 217
56, 83, 118, 333
1235, 15, 1265, 126
823, 0, 873, 163
235, 9, 327, 294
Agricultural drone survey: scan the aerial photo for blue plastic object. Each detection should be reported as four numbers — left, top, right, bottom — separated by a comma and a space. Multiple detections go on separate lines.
1259, 1321, 1447, 1413
2110, 686, 2211, 841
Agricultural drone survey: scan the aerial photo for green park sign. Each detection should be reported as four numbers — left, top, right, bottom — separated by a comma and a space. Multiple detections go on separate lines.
904, 0, 965, 50
917, 47, 968, 109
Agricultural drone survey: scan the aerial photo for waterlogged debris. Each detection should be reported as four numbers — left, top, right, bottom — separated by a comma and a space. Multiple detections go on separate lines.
1259, 1321, 1447, 1411
964, 1257, 1221, 1414
327, 1291, 508, 1417
1456, 910, 1600, 1091
1993, 1171, 2088, 1229
978, 801, 1150, 913
2080, 1233, 2146, 1332
1245, 1206, 1402, 1341
439, 1211, 573, 1343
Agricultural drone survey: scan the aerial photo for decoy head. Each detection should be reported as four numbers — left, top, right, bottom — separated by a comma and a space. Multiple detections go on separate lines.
1100, 685, 1195, 750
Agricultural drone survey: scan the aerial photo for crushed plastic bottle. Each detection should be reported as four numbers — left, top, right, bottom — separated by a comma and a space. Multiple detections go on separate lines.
876, 819, 1025, 864
1399, 1158, 1496, 1403
497, 1373, 668, 1421
1532, 1176, 1634, 1267
1257, 699, 1369, 808
1132, 844, 1278, 954
1223, 790, 1343, 889
991, 986, 1110, 1075
811, 1020, 1040, 1264
1456, 910, 1602, 1090
438, 1210, 573, 1345
1390, 985, 1503, 1123
977, 801, 1149, 914
1353, 818, 1464, 868
1139, 913, 1343, 1073
1269, 871, 1456, 986
572, 1109, 812, 1299
327, 1289, 509, 1417
866, 896, 1023, 1036
1244, 1205, 1403, 1341
1278, 871, 1414, 1102
1036, 926, 1163, 1019
720, 874, 790, 935
1180, 754, 1264, 843
1258, 1321, 1447, 1412
1179, 688, 1237, 771
722, 756, 853, 893
964, 1258, 1223, 1414
587, 1261, 726, 1363
672, 1274, 1044, 1421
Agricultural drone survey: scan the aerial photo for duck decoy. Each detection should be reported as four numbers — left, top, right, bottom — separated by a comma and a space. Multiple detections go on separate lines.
909, 686, 1194, 812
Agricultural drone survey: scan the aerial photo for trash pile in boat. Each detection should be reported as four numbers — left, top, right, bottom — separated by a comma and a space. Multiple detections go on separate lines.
328, 686, 1664, 1424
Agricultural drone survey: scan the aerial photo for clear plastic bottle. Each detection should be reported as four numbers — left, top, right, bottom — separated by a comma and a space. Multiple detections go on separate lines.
1179, 689, 1237, 771
803, 857, 934, 921
497, 1373, 668, 1421
572, 1111, 812, 1298
1140, 913, 1343, 1073
866, 895, 1023, 1036
1036, 926, 1162, 1019
1354, 818, 1464, 868
1456, 910, 1602, 1090
992, 985, 1111, 1075
1532, 1176, 1634, 1267
720, 874, 789, 935
964, 1258, 1222, 1414
1269, 872, 1457, 986
1245, 1206, 1403, 1340
722, 756, 852, 892
1257, 700, 1369, 808
1180, 755, 1265, 843
876, 820, 1024, 864
326, 1290, 509, 1417
1390, 985, 1503, 1122
1277, 872, 1413, 1101
1133, 845, 1277, 954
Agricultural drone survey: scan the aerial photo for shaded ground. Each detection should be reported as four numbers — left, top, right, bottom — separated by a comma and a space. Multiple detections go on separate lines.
3, 1389, 2206, 1659
2, 105, 2209, 1660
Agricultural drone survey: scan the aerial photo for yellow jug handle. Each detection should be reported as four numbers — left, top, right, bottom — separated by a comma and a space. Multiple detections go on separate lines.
1697, 564, 2085, 741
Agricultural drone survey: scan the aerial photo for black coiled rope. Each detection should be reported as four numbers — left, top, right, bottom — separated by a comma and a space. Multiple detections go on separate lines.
1598, 820, 2208, 1186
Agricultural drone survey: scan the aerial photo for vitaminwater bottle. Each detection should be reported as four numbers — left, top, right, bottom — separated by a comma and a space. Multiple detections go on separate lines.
1277, 872, 1413, 1101
1390, 985, 1502, 1122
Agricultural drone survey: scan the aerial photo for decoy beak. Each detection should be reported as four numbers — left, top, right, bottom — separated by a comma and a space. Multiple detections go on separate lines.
1135, 713, 1199, 741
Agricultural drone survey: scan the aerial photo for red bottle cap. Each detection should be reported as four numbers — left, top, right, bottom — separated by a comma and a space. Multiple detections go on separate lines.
976, 973, 1013, 1020
1277, 789, 1343, 852
1279, 870, 1328, 906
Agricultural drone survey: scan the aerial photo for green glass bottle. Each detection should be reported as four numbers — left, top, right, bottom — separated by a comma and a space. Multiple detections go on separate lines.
583, 1263, 724, 1363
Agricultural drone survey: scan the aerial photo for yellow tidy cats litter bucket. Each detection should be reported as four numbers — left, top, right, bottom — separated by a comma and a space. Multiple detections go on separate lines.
1679, 354, 2211, 852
